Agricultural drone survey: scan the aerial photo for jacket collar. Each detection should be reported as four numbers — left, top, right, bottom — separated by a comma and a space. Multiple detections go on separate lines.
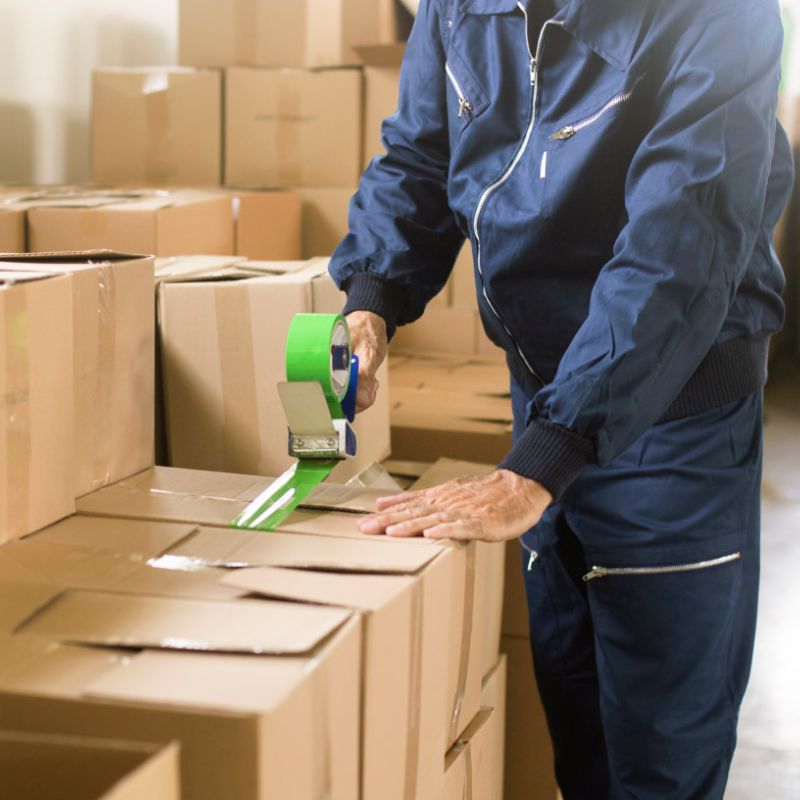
462, 0, 651, 71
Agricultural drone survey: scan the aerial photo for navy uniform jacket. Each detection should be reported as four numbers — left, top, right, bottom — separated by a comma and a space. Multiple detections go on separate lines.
329, 0, 793, 498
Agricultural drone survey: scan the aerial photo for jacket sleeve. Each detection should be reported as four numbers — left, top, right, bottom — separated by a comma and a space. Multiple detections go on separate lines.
328, 0, 464, 337
501, 3, 788, 498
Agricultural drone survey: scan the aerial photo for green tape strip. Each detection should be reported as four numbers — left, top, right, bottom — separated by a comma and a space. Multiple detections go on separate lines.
230, 459, 339, 531
285, 313, 350, 419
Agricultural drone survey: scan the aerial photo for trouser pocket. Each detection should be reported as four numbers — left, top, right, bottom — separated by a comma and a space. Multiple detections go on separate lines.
583, 550, 742, 582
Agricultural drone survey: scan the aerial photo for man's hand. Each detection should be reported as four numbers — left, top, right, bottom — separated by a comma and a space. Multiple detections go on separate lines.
358, 470, 553, 542
346, 311, 388, 412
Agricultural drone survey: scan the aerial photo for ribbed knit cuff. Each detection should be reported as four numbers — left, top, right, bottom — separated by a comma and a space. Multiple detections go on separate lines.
499, 418, 596, 501
342, 273, 406, 340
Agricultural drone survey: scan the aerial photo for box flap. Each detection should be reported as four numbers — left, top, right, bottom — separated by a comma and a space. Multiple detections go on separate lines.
32, 516, 198, 560
411, 458, 494, 491
354, 43, 406, 66
0, 250, 147, 264
0, 582, 62, 633
18, 591, 352, 655
222, 566, 413, 612
166, 526, 441, 574
85, 649, 316, 715
303, 484, 402, 513
0, 270, 58, 286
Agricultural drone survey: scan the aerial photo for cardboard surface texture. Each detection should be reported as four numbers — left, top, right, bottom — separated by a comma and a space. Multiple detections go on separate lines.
0, 598, 361, 800
92, 68, 222, 187
179, 0, 409, 68
0, 731, 180, 800
228, 189, 302, 260
481, 655, 508, 800
443, 708, 499, 800
0, 269, 74, 542
2, 252, 155, 498
299, 187, 354, 258
411, 459, 505, 681
225, 68, 363, 189
0, 208, 25, 253
157, 260, 390, 478
501, 635, 559, 800
24, 190, 233, 257
389, 354, 513, 463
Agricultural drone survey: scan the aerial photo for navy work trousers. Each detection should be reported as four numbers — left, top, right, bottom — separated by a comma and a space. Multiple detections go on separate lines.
512, 378, 763, 799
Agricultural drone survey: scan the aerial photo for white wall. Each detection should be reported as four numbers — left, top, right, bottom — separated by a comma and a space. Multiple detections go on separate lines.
0, 0, 177, 184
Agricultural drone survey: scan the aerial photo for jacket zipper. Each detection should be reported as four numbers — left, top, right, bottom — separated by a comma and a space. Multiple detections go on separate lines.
471, 7, 564, 385
583, 551, 742, 582
550, 84, 637, 141
445, 62, 474, 120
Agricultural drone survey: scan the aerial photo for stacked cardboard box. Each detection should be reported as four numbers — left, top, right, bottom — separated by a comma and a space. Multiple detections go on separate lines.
389, 353, 513, 464
156, 256, 391, 481
407, 458, 559, 800
0, 731, 180, 800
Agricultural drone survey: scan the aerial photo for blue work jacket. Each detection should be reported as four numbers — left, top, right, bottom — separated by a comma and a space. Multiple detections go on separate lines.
329, 0, 793, 498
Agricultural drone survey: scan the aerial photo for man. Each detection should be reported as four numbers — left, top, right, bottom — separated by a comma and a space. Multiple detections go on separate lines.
328, 0, 793, 797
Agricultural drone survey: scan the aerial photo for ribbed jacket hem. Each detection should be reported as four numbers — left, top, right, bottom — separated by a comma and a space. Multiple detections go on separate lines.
342, 273, 406, 340
499, 418, 595, 501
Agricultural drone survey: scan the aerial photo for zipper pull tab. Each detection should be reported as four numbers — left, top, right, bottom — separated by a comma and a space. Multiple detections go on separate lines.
529, 58, 537, 85
527, 550, 539, 571
582, 566, 607, 582
549, 126, 575, 141
457, 97, 474, 120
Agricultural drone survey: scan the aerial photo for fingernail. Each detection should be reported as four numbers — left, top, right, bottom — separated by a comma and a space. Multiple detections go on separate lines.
359, 518, 380, 534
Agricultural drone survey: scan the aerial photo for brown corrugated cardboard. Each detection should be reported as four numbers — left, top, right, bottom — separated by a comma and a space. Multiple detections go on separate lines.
26, 191, 233, 257
389, 353, 513, 462
0, 208, 25, 252
228, 189, 302, 260
501, 635, 559, 800
2, 252, 155, 498
224, 564, 449, 800
158, 260, 390, 479
356, 43, 405, 167
392, 307, 479, 356
443, 708, 497, 800
410, 458, 505, 681
179, 0, 408, 69
3, 516, 247, 602
0, 595, 361, 800
0, 270, 74, 542
75, 465, 484, 746
450, 242, 476, 309
481, 655, 508, 800
0, 731, 180, 800
299, 187, 354, 258
225, 68, 363, 189
91, 68, 222, 187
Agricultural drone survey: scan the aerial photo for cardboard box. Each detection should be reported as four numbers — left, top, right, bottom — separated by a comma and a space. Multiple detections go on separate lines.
501, 635, 559, 800
0, 591, 361, 800
2, 252, 155, 498
0, 207, 25, 252
410, 458, 504, 681
75, 465, 485, 745
481, 656, 509, 800
392, 307, 480, 356
0, 731, 180, 800
26, 191, 233, 257
229, 189, 302, 260
158, 259, 390, 479
389, 353, 513, 463
225, 68, 363, 189
0, 270, 74, 542
223, 560, 450, 800
179, 0, 408, 69
443, 707, 502, 800
299, 187, 354, 258
357, 43, 405, 168
92, 68, 222, 187
450, 242, 476, 309
4, 515, 248, 602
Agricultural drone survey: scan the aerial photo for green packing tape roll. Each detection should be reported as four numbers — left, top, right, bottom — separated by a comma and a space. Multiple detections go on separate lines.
285, 313, 351, 419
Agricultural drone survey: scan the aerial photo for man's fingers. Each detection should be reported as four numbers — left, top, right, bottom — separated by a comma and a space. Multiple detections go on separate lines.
386, 513, 452, 538
355, 377, 378, 412
358, 503, 433, 534
424, 518, 486, 541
